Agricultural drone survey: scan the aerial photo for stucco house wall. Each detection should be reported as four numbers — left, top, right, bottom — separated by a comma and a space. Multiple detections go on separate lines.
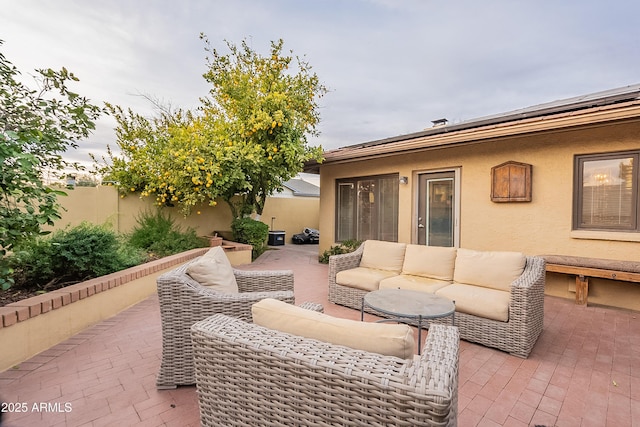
319, 121, 640, 256
314, 86, 640, 310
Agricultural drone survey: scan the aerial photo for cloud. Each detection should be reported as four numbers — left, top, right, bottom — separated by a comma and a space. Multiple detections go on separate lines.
1, 0, 639, 171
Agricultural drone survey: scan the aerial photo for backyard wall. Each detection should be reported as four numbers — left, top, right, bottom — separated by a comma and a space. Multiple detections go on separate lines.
50, 185, 319, 242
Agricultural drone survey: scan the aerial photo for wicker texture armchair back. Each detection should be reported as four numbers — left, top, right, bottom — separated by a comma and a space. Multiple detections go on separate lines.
156, 258, 295, 388
192, 314, 459, 426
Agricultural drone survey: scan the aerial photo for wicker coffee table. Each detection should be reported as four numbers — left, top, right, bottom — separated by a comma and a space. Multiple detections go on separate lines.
361, 288, 455, 354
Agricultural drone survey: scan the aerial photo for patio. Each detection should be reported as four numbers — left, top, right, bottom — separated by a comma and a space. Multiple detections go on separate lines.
1, 244, 638, 426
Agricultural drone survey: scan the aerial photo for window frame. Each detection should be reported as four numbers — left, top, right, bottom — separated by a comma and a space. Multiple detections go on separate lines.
573, 150, 639, 232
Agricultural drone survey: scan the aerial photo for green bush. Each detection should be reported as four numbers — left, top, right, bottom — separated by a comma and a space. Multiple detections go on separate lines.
9, 238, 57, 289
4, 212, 207, 292
318, 240, 362, 264
9, 223, 147, 290
128, 210, 207, 257
231, 217, 269, 259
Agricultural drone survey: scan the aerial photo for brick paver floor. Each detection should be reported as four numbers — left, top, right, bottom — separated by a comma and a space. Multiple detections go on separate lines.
1, 244, 639, 426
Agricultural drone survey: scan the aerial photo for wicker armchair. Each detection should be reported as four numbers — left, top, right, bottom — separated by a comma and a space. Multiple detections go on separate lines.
156, 257, 295, 388
191, 314, 460, 427
329, 244, 546, 358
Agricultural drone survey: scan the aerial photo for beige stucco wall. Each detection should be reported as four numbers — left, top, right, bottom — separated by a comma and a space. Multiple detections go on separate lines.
52, 186, 235, 236
318, 120, 640, 310
54, 186, 122, 230
51, 186, 319, 243
261, 196, 320, 240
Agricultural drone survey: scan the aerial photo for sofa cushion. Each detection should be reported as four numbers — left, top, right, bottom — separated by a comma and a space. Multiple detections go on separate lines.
453, 248, 526, 292
379, 274, 451, 293
402, 245, 457, 281
359, 240, 407, 273
436, 283, 510, 322
336, 267, 398, 291
186, 247, 238, 293
252, 298, 415, 359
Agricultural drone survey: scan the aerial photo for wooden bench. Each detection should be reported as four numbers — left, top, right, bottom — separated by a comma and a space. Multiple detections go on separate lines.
543, 255, 640, 305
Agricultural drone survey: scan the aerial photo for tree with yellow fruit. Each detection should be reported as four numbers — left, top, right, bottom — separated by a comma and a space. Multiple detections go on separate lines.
201, 36, 326, 218
95, 36, 326, 220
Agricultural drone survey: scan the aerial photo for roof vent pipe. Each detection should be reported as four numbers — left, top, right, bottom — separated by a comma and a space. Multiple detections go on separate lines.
431, 118, 448, 127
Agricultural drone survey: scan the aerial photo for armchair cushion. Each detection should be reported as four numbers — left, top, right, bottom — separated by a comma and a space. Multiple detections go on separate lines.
186, 247, 238, 293
252, 298, 415, 359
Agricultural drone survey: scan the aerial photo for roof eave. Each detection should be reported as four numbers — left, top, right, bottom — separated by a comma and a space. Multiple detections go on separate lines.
314, 100, 640, 166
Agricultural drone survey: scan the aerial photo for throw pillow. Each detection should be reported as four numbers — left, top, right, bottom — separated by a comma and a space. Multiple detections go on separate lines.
186, 247, 238, 293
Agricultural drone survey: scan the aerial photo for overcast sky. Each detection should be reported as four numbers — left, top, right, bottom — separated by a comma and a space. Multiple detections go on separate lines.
2, 0, 639, 171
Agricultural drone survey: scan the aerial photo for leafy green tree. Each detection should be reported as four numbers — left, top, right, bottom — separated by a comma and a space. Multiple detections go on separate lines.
98, 105, 240, 214
97, 37, 326, 219
200, 36, 326, 218
0, 41, 101, 289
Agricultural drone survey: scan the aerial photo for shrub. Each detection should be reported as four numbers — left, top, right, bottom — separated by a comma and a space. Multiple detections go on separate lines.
128, 210, 207, 257
318, 240, 362, 264
9, 223, 147, 290
9, 238, 57, 289
231, 217, 269, 259
115, 235, 150, 268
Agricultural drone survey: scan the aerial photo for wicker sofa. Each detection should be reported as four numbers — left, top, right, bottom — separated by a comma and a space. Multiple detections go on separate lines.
191, 312, 460, 427
156, 255, 296, 388
329, 240, 546, 358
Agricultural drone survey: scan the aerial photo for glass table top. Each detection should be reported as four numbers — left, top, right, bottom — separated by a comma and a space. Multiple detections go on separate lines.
363, 288, 455, 319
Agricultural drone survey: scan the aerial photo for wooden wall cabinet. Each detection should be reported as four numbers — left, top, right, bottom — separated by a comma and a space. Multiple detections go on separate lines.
491, 161, 532, 202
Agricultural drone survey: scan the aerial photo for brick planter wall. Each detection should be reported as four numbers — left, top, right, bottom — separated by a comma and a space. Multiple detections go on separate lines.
0, 248, 210, 329
0, 246, 255, 372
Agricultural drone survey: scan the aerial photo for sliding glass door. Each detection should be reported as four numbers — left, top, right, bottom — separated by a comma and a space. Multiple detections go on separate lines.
336, 174, 399, 242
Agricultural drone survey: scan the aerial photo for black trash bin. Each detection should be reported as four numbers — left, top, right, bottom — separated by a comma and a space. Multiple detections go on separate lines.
268, 231, 285, 246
